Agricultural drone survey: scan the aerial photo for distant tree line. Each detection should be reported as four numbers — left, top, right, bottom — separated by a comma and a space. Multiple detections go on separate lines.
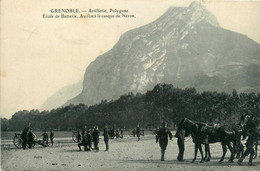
1, 84, 259, 131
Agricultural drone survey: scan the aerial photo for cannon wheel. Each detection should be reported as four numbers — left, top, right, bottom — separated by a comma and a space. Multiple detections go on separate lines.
13, 134, 23, 149
72, 131, 78, 143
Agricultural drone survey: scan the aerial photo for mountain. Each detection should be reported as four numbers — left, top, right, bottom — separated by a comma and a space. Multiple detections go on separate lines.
41, 80, 83, 110
65, 1, 260, 106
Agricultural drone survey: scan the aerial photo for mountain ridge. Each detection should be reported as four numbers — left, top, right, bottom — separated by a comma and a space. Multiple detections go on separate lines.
41, 80, 83, 110
64, 2, 260, 107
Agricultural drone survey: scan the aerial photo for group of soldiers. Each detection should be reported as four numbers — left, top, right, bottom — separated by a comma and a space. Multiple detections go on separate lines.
77, 125, 105, 152
41, 129, 54, 146
21, 123, 54, 149
77, 121, 181, 162
108, 127, 124, 139
76, 124, 145, 152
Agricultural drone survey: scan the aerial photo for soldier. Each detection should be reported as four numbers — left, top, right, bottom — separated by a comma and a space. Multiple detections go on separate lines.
232, 125, 244, 159
238, 116, 259, 166
111, 126, 115, 139
76, 129, 81, 143
86, 129, 92, 151
81, 127, 86, 139
116, 129, 120, 139
50, 129, 54, 146
92, 126, 100, 151
254, 141, 258, 159
156, 121, 172, 161
177, 130, 185, 161
42, 129, 49, 146
27, 128, 35, 149
136, 125, 141, 141
238, 129, 259, 165
21, 122, 31, 149
78, 129, 88, 151
120, 129, 124, 138
103, 124, 109, 151
132, 129, 136, 137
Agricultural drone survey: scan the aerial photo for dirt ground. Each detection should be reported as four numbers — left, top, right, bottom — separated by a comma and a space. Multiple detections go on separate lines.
1, 135, 260, 171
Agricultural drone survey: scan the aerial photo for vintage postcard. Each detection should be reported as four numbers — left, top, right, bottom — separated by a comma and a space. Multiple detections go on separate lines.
1, 0, 260, 170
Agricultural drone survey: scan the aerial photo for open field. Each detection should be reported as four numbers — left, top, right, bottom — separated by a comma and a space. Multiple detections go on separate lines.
1, 133, 260, 171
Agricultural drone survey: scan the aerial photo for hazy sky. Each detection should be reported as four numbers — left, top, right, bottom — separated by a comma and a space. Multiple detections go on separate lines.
1, 0, 260, 119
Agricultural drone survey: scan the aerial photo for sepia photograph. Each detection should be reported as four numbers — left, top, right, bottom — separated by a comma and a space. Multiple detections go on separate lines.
1, 0, 260, 170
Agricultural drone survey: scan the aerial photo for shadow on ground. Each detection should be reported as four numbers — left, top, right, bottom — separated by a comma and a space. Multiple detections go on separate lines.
118, 159, 260, 167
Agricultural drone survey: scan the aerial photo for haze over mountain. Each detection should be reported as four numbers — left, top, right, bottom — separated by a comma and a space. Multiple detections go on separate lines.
41, 80, 83, 110
64, 1, 260, 107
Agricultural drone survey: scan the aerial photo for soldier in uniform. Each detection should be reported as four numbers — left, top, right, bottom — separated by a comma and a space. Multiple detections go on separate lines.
92, 126, 100, 151
232, 124, 244, 159
176, 130, 185, 161
86, 129, 92, 151
238, 115, 259, 166
50, 129, 54, 146
156, 121, 172, 161
42, 129, 49, 146
103, 124, 109, 151
21, 122, 31, 149
120, 129, 123, 138
111, 126, 115, 139
136, 125, 141, 141
254, 141, 258, 159
78, 130, 88, 151
116, 129, 120, 139
27, 128, 35, 149
81, 127, 86, 139
76, 129, 81, 143
238, 129, 259, 165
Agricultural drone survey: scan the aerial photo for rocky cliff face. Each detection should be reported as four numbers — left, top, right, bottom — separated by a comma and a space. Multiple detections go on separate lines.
65, 1, 260, 106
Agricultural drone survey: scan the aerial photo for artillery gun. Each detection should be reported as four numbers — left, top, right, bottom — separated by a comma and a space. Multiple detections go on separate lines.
13, 133, 48, 148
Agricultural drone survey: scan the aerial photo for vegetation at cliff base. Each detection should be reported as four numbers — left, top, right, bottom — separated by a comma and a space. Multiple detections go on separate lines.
1, 84, 259, 131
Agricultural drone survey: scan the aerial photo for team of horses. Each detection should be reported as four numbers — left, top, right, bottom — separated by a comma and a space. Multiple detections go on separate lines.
175, 115, 259, 165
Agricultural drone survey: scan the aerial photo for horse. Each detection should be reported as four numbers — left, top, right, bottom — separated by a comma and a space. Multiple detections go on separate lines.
175, 118, 237, 163
192, 121, 221, 162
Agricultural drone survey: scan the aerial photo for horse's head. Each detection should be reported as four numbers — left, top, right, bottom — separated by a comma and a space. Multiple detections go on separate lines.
175, 118, 189, 137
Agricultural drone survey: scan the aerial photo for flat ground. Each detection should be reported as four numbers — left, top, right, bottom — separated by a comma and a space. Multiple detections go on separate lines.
1, 134, 260, 171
